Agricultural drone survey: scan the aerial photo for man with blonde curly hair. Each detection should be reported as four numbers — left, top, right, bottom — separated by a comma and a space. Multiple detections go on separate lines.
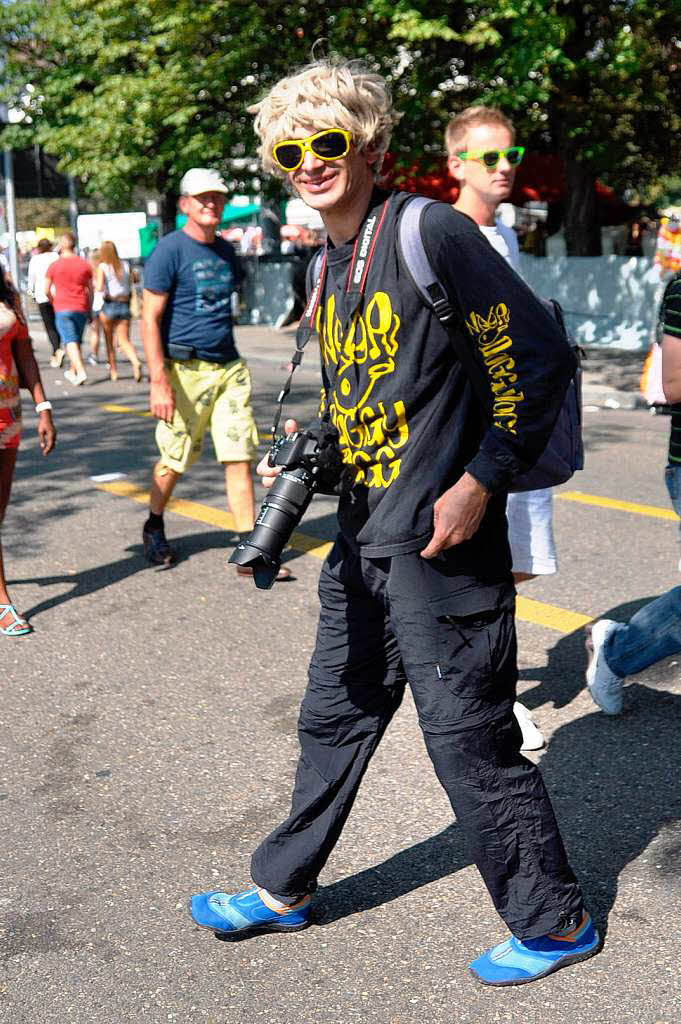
190, 58, 599, 987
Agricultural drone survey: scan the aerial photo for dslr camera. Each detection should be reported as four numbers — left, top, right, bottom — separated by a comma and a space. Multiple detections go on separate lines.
229, 423, 352, 589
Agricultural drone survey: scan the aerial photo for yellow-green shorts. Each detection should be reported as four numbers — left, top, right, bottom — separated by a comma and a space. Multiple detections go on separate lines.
156, 357, 259, 473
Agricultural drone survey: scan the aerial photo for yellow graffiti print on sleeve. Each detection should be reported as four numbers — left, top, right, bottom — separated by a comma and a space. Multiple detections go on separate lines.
316, 290, 409, 489
465, 303, 524, 435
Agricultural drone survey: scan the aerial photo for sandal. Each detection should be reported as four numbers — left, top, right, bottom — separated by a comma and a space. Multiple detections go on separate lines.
0, 603, 33, 636
235, 565, 292, 582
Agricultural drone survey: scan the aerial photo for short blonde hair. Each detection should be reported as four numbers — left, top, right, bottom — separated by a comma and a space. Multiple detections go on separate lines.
249, 57, 400, 178
445, 106, 514, 157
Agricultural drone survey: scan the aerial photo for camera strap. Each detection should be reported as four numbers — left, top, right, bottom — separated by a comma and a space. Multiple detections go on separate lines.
271, 193, 393, 443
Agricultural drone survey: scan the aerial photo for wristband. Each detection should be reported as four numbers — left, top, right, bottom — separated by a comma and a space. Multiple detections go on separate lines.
35, 401, 52, 413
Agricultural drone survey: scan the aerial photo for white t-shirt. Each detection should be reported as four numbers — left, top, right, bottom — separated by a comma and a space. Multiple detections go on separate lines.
27, 250, 59, 304
479, 221, 521, 274
101, 260, 130, 299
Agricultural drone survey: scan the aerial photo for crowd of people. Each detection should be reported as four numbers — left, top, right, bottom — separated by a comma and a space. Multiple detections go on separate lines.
27, 233, 142, 386
4, 54, 681, 989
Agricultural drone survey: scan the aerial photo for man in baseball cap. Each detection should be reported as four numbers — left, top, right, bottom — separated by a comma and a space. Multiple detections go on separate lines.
140, 168, 290, 579
179, 167, 229, 196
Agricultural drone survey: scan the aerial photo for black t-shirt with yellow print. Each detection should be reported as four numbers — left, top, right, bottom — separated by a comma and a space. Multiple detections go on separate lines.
311, 189, 574, 560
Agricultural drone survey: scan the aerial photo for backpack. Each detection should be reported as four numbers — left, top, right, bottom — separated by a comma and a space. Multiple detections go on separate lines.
305, 195, 584, 493
397, 195, 583, 492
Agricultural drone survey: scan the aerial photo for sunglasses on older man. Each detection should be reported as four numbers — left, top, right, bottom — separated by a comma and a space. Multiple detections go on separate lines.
272, 129, 353, 172
457, 145, 525, 169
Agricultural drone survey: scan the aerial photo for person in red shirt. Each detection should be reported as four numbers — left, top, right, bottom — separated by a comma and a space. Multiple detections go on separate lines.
45, 231, 93, 386
0, 274, 56, 635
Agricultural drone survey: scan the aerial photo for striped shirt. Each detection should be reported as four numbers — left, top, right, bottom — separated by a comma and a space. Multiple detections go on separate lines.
663, 275, 681, 463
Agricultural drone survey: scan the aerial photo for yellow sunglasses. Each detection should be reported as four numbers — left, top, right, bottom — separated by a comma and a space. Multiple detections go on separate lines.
272, 129, 352, 172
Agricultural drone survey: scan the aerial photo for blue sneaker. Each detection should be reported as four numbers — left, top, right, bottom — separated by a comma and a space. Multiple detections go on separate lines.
470, 912, 601, 986
189, 886, 311, 936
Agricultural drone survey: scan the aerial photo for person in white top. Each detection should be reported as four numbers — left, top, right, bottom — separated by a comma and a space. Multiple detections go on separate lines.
95, 240, 142, 382
26, 239, 63, 367
447, 105, 554, 752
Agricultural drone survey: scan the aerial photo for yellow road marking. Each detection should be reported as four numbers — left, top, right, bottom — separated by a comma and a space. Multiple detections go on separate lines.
96, 481, 585, 633
100, 403, 153, 418
101, 403, 677, 523
95, 480, 333, 559
515, 596, 591, 633
557, 490, 678, 521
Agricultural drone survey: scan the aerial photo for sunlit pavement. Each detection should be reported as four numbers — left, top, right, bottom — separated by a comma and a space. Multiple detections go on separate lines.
2, 323, 680, 1023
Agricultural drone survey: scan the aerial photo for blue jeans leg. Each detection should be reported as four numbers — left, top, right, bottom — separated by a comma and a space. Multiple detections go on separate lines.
604, 585, 681, 677
604, 464, 681, 677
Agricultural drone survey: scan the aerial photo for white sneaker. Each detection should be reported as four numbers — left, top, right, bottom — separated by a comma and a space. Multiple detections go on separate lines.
513, 701, 545, 751
87, 353, 99, 367
585, 619, 623, 714
49, 348, 65, 368
64, 368, 88, 386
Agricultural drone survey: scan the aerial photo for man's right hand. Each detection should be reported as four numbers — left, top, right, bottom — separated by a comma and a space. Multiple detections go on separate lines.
256, 418, 299, 488
150, 371, 175, 422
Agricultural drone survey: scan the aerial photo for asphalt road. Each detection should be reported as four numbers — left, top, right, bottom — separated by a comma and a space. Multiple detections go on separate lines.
1, 323, 680, 1024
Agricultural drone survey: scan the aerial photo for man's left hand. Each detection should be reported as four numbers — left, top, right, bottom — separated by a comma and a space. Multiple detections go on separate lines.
421, 472, 490, 558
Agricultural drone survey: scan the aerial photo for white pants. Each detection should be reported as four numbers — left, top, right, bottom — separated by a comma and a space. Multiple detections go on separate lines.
506, 488, 557, 576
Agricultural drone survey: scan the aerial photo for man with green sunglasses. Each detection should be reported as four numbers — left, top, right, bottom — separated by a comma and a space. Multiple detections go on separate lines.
189, 57, 598, 988
446, 106, 524, 232
447, 106, 558, 756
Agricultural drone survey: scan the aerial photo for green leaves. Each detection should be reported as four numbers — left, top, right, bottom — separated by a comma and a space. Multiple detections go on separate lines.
1, 0, 679, 248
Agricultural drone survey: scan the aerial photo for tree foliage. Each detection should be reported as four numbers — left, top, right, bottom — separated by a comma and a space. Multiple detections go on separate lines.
1, 0, 680, 249
0, 1, 394, 228
370, 0, 681, 253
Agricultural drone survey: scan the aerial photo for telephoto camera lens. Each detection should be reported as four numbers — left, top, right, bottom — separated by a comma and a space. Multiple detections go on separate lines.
230, 426, 347, 589
228, 432, 319, 589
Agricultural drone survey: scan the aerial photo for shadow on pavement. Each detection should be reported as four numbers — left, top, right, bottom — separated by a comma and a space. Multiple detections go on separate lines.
11, 530, 301, 621
315, 678, 680, 940
210, 824, 470, 943
537, 684, 681, 938
208, 593, 680, 945
209, 676, 681, 943
314, 823, 469, 925
518, 596, 656, 710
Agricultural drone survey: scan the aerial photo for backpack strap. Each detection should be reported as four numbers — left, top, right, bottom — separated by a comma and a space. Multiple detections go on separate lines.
397, 195, 492, 414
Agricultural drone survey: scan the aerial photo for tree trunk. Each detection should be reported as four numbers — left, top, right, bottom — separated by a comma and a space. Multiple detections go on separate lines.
562, 154, 601, 256
160, 188, 178, 236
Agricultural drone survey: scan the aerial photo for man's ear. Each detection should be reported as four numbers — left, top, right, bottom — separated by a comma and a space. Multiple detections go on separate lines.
178, 195, 190, 215
447, 153, 465, 183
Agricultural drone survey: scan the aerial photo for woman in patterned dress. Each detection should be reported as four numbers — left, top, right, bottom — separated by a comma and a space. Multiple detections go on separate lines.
0, 273, 56, 635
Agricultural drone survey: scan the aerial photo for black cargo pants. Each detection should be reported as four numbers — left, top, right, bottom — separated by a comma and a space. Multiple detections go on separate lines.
251, 533, 584, 939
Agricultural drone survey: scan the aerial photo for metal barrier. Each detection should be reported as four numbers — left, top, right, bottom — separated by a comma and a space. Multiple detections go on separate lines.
237, 254, 302, 326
